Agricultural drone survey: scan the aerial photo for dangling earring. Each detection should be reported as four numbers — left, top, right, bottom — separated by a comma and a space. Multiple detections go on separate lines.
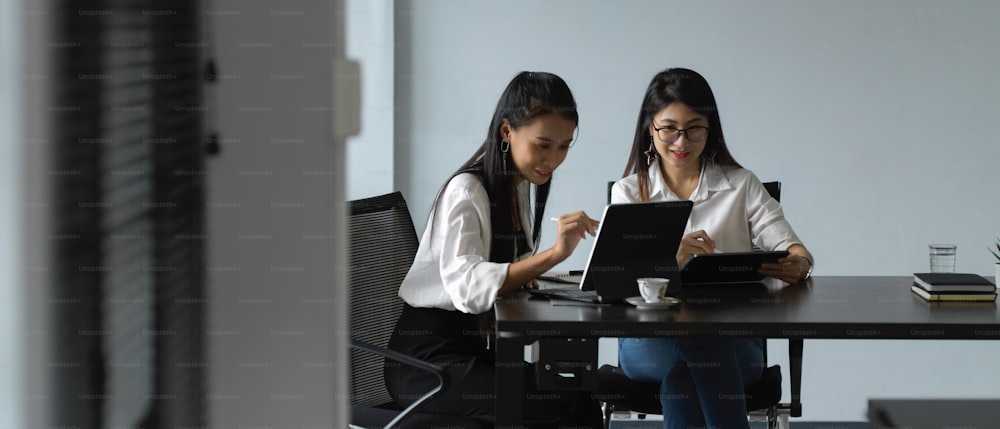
644, 139, 657, 166
500, 139, 510, 172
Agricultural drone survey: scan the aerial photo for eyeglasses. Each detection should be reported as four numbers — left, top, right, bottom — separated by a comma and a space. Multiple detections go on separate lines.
652, 124, 709, 143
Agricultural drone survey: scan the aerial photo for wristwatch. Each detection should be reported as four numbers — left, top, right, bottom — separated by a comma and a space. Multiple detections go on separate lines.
802, 257, 814, 281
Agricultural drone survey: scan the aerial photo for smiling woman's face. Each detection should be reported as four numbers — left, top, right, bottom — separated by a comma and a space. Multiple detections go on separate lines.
502, 113, 576, 185
649, 101, 709, 173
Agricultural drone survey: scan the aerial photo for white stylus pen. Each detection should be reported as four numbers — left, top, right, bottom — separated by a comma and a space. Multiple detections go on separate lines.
697, 237, 723, 253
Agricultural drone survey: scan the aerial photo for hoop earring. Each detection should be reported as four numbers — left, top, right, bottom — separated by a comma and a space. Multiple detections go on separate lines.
644, 140, 658, 166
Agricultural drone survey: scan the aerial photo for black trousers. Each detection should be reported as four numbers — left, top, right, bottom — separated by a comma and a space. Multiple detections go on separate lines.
384, 303, 603, 428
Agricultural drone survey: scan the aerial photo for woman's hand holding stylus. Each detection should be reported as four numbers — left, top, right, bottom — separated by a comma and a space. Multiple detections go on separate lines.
550, 212, 599, 262
677, 230, 716, 267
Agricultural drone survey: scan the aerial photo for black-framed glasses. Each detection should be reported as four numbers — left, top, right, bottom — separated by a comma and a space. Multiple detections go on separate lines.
652, 124, 709, 143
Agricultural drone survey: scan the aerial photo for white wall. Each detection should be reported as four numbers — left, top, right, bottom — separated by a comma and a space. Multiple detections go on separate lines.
1, 0, 23, 426
346, 0, 395, 200
206, 1, 343, 427
6, 1, 52, 428
392, 0, 1000, 421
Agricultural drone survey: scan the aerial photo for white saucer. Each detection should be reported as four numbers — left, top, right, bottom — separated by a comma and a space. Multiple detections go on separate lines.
625, 296, 680, 309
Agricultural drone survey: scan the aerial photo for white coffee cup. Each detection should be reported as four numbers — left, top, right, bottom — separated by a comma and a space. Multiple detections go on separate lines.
637, 277, 670, 303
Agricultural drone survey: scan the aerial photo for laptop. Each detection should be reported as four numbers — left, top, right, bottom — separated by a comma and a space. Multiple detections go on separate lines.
529, 201, 692, 303
680, 250, 789, 285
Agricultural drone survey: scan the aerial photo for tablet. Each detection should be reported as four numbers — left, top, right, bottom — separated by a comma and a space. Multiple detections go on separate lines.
680, 250, 789, 285
533, 201, 692, 303
579, 201, 692, 302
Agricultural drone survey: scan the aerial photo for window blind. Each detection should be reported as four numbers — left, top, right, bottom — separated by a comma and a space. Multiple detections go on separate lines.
51, 1, 205, 427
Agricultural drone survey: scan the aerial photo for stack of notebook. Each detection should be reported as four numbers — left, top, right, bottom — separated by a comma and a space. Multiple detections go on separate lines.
911, 273, 997, 302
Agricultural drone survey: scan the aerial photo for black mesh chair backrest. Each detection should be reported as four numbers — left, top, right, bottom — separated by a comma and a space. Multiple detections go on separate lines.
607, 180, 780, 203
763, 181, 781, 202
348, 192, 419, 407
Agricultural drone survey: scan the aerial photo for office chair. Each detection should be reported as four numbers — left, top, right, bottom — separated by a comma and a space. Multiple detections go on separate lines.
598, 180, 802, 429
348, 191, 493, 429
605, 180, 781, 206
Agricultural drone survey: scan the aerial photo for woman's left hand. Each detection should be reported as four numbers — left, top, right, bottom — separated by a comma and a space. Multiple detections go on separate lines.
759, 253, 810, 284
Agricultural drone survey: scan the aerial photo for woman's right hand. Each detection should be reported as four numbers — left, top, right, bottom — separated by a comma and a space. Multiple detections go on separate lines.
677, 230, 715, 267
551, 211, 599, 262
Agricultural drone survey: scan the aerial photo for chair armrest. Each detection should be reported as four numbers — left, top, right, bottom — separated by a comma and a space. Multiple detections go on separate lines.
351, 339, 449, 429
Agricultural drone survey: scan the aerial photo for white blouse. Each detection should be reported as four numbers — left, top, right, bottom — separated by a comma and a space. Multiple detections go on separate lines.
398, 173, 534, 314
611, 161, 802, 254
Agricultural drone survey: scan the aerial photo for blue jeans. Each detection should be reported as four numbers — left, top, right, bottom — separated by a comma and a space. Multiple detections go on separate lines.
618, 338, 764, 429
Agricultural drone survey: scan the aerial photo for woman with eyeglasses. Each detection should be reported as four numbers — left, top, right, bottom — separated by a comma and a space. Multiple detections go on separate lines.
383, 71, 603, 428
611, 68, 814, 429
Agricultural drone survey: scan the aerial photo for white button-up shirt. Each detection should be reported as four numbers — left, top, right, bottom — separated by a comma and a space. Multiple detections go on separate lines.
611, 161, 802, 253
398, 173, 534, 314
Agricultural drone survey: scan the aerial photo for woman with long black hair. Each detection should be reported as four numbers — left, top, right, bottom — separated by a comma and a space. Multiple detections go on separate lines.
613, 67, 815, 429
384, 71, 603, 427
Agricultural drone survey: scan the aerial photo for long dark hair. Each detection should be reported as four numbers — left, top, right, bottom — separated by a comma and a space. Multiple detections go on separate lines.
621, 68, 741, 201
435, 71, 578, 264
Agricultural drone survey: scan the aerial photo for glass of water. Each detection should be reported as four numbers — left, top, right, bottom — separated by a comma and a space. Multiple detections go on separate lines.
929, 244, 957, 273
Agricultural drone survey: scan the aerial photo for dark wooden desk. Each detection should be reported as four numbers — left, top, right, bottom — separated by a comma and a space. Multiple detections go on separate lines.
868, 399, 1000, 429
494, 276, 1000, 427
